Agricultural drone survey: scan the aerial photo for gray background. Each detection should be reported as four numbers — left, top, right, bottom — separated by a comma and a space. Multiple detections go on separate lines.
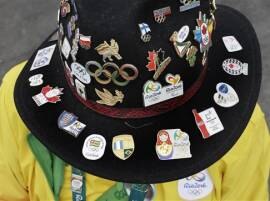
0, 0, 269, 125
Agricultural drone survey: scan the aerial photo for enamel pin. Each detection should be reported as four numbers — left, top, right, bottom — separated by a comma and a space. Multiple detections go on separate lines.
186, 46, 198, 67
82, 134, 106, 160
32, 85, 64, 106
193, 11, 215, 65
112, 135, 135, 160
58, 111, 86, 137
60, 1, 71, 17
71, 62, 91, 84
75, 79, 87, 100
29, 74, 43, 87
146, 49, 171, 80
61, 37, 71, 59
143, 75, 184, 107
170, 26, 191, 58
153, 6, 171, 23
222, 58, 248, 76
30, 44, 56, 71
179, 0, 200, 12
192, 107, 224, 139
222, 36, 243, 52
71, 28, 80, 62
95, 88, 124, 106
95, 39, 122, 62
178, 169, 213, 200
214, 83, 239, 108
156, 129, 192, 160
79, 34, 92, 50
138, 23, 151, 42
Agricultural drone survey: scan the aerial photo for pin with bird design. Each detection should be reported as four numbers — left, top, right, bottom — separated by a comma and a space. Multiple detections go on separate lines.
95, 88, 124, 106
95, 39, 122, 62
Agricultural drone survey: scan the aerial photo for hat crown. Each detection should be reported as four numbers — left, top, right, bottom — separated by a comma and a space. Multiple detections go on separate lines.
58, 0, 214, 117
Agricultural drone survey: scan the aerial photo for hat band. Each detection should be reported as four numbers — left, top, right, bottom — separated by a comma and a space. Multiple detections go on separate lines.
65, 64, 208, 119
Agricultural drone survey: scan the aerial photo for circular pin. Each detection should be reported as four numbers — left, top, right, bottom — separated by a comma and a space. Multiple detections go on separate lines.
82, 134, 106, 160
213, 82, 239, 108
178, 25, 190, 43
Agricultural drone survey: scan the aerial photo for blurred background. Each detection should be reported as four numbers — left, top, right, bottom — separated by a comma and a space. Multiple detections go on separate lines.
0, 0, 269, 126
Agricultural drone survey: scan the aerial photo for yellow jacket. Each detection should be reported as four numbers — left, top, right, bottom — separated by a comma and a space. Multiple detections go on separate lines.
0, 62, 269, 201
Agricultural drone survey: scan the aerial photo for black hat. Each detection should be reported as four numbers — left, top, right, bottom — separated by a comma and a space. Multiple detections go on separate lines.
14, 0, 261, 183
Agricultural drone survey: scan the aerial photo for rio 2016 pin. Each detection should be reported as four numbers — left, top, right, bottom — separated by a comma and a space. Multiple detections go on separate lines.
112, 135, 135, 160
32, 85, 64, 106
57, 110, 86, 138
29, 74, 43, 87
222, 58, 248, 76
156, 129, 192, 160
82, 134, 106, 160
214, 83, 239, 108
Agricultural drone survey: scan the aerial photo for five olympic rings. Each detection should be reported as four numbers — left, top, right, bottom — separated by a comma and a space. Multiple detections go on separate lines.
85, 61, 139, 87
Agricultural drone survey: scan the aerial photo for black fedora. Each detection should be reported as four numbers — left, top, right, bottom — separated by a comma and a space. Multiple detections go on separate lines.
14, 0, 261, 183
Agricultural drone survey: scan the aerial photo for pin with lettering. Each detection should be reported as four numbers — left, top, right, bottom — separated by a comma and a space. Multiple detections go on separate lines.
179, 0, 200, 12
156, 129, 192, 160
192, 107, 224, 139
170, 26, 191, 58
61, 37, 71, 59
82, 134, 106, 160
79, 34, 92, 50
222, 36, 243, 52
95, 88, 124, 106
75, 79, 87, 100
29, 74, 43, 87
71, 62, 91, 84
193, 11, 215, 65
95, 39, 122, 62
153, 6, 171, 23
146, 49, 171, 80
178, 169, 213, 200
138, 23, 151, 42
58, 111, 86, 137
214, 83, 239, 108
30, 44, 56, 71
112, 135, 135, 160
222, 58, 248, 76
32, 85, 64, 106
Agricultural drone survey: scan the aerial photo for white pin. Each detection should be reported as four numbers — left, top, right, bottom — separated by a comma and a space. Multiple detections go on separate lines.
29, 74, 43, 86
178, 169, 213, 200
222, 58, 248, 76
214, 83, 239, 108
82, 134, 106, 160
75, 79, 87, 100
222, 36, 243, 52
61, 37, 71, 59
30, 45, 56, 71
71, 62, 91, 84
177, 25, 190, 43
192, 107, 224, 139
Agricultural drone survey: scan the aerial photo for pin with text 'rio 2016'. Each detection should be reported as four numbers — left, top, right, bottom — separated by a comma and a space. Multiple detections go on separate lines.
192, 107, 224, 139
153, 6, 171, 23
29, 74, 43, 87
82, 134, 106, 160
32, 85, 64, 106
214, 83, 239, 108
58, 111, 86, 138
112, 135, 135, 160
138, 23, 151, 42
222, 58, 248, 76
156, 129, 192, 160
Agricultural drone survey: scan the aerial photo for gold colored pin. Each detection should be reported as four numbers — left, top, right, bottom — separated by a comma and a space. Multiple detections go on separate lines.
95, 88, 124, 106
112, 135, 135, 160
95, 39, 122, 62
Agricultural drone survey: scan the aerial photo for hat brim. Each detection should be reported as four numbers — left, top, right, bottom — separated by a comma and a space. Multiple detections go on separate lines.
14, 5, 261, 183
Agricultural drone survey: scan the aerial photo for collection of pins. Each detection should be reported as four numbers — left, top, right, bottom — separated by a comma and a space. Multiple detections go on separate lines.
27, 0, 248, 161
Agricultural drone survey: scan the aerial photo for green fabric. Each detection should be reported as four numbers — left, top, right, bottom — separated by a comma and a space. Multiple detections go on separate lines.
27, 134, 65, 201
96, 182, 128, 201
